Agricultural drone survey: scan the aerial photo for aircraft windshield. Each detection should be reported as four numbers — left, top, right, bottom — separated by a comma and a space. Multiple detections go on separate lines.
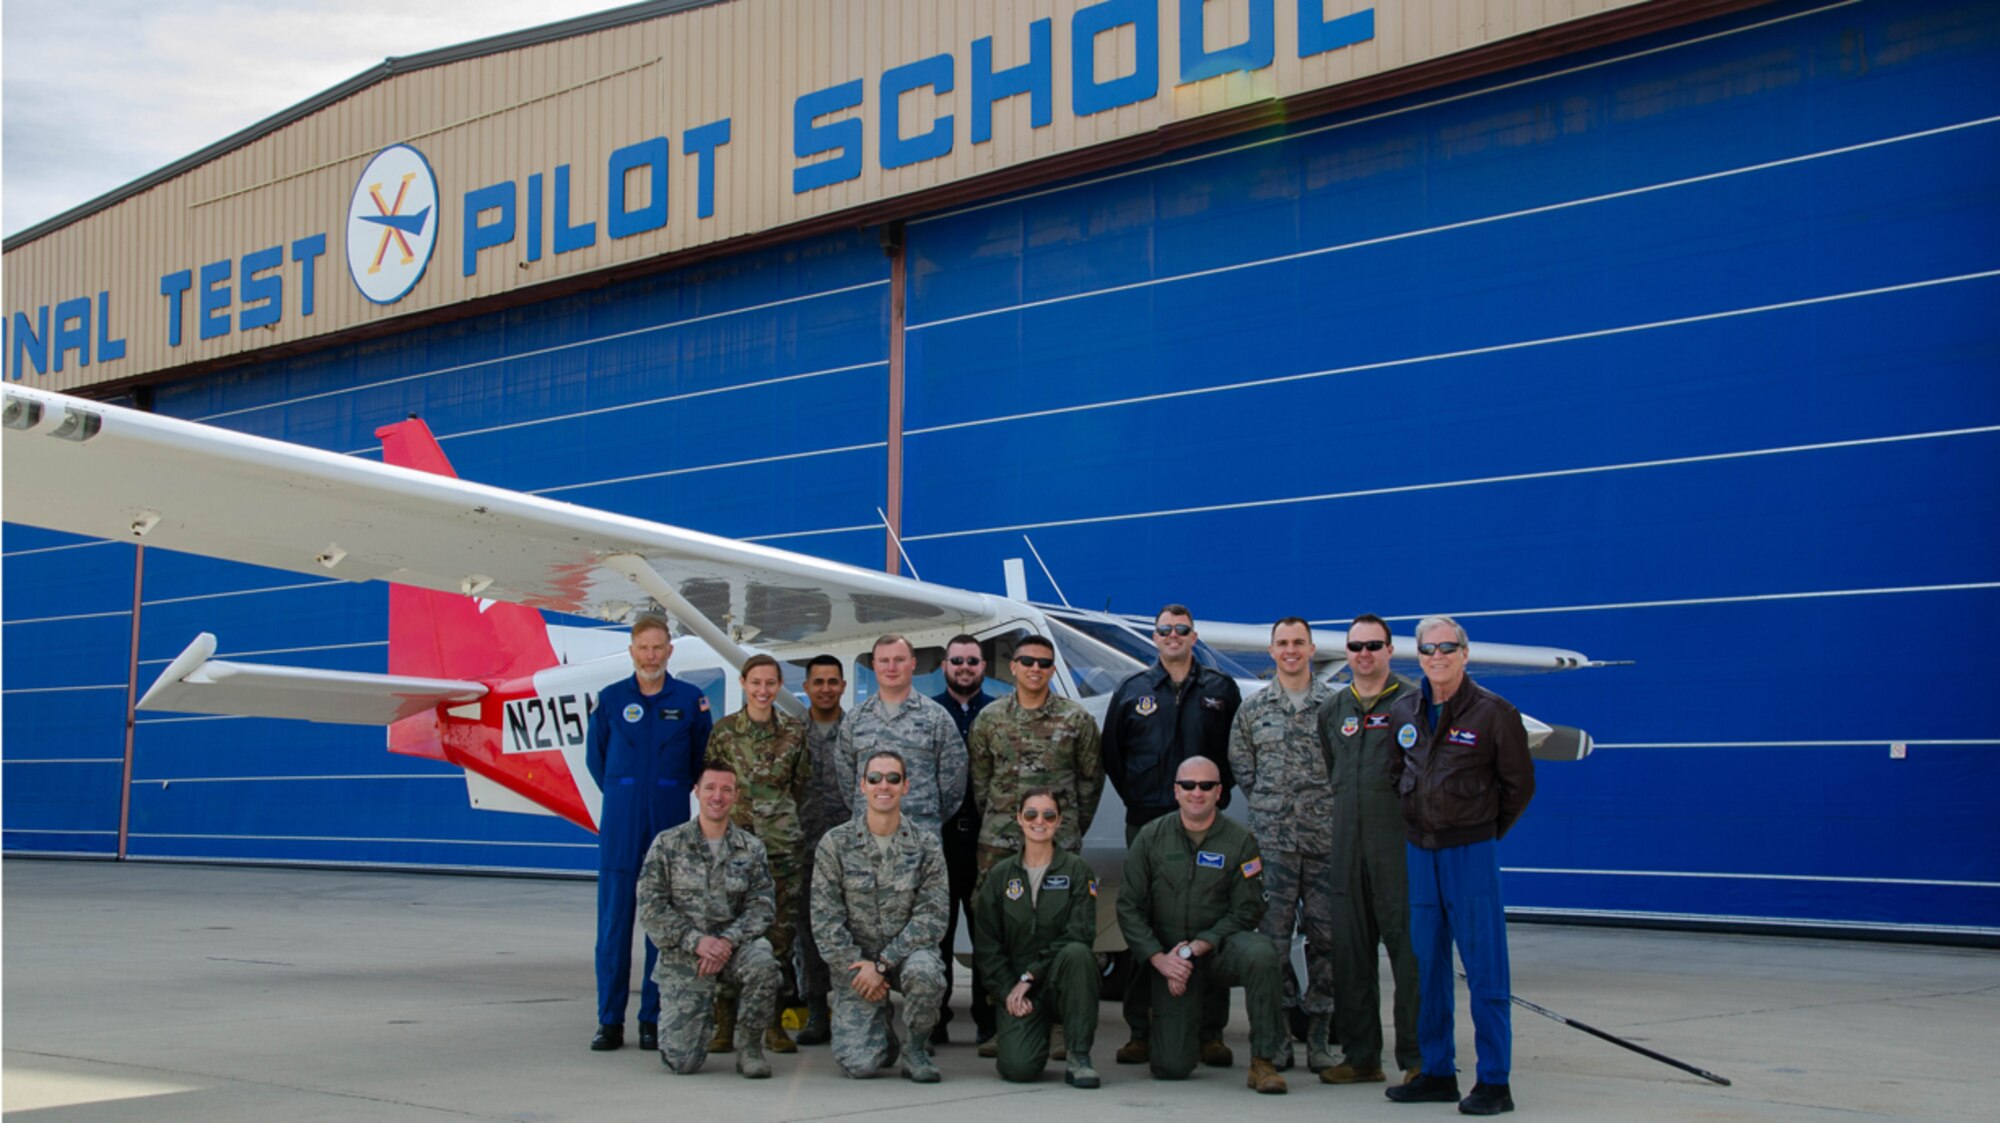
1045, 618, 1143, 698
1049, 612, 1259, 682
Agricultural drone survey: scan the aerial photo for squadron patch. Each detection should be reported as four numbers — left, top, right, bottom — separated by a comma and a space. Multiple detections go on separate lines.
1196, 850, 1226, 869
1240, 857, 1263, 879
1447, 727, 1479, 746
1135, 696, 1158, 716
1340, 715, 1361, 737
1397, 723, 1418, 749
1006, 877, 1025, 901
622, 703, 644, 723
1365, 713, 1391, 730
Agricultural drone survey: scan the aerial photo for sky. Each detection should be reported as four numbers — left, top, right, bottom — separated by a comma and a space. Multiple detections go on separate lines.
2, 0, 641, 237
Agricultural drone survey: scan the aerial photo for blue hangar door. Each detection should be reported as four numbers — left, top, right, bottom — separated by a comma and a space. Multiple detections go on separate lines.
895, 0, 2000, 937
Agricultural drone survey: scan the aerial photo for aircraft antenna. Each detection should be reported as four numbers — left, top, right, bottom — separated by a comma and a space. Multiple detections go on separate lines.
877, 507, 922, 580
1022, 534, 1072, 608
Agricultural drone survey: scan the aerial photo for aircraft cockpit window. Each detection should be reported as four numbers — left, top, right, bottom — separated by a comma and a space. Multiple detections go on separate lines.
1045, 618, 1143, 698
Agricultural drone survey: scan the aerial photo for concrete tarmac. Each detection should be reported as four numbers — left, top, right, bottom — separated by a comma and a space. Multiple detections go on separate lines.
4, 860, 1994, 1121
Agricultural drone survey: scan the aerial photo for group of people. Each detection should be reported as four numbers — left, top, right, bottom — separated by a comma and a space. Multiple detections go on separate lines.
583, 604, 1535, 1116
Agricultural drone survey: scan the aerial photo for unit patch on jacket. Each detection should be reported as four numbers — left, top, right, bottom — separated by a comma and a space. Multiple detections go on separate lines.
1135, 696, 1158, 716
698, 696, 710, 712
1240, 857, 1263, 879
1202, 696, 1226, 711
1340, 716, 1360, 737
1397, 723, 1418, 748
623, 703, 644, 722
1006, 877, 1025, 901
1195, 850, 1226, 869
1447, 728, 1479, 746
1365, 714, 1391, 730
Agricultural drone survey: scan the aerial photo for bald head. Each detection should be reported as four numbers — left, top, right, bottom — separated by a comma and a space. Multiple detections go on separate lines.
1173, 755, 1222, 829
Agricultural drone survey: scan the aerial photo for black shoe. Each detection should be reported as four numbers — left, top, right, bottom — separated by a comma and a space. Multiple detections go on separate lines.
590, 1024, 624, 1051
638, 1023, 658, 1051
1386, 1073, 1461, 1103
1287, 1006, 1310, 1043
1459, 1082, 1514, 1115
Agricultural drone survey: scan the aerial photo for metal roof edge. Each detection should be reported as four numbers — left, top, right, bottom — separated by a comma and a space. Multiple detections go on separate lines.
2, 0, 727, 252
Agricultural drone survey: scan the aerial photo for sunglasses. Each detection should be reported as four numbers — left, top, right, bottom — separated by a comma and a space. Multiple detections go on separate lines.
1346, 640, 1386, 652
1175, 780, 1221, 792
948, 656, 983, 666
1019, 808, 1061, 822
864, 771, 904, 785
1417, 641, 1464, 656
1013, 655, 1055, 669
1155, 623, 1194, 637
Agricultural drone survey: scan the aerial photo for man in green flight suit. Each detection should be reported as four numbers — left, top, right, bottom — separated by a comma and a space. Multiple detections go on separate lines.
1315, 613, 1423, 1086
1116, 756, 1288, 1093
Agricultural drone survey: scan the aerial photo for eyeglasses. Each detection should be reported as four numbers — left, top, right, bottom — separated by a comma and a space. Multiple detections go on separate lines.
948, 656, 983, 666
864, 771, 904, 785
1175, 780, 1221, 792
1346, 640, 1386, 652
1019, 808, 1061, 822
1155, 623, 1194, 637
1013, 655, 1055, 669
1417, 641, 1464, 656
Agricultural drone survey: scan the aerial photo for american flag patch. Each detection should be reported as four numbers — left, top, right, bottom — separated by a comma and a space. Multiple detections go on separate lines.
1240, 857, 1263, 878
1447, 727, 1478, 746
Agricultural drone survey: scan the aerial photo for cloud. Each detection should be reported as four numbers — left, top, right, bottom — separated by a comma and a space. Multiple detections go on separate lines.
4, 0, 622, 236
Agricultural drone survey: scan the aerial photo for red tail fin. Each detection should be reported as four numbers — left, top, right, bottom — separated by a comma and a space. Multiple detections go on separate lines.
377, 419, 558, 757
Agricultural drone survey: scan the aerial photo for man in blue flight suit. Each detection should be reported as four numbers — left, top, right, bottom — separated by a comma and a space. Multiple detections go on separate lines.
587, 613, 713, 1051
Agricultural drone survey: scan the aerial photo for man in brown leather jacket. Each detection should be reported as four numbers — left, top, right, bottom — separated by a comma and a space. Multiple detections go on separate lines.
1383, 616, 1533, 1117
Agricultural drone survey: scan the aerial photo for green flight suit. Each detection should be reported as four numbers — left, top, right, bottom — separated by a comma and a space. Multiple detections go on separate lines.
972, 848, 1100, 1081
1117, 812, 1283, 1078
1317, 676, 1423, 1073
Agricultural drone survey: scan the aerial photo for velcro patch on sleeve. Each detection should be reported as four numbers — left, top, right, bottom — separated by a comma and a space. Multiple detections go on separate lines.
1240, 857, 1263, 878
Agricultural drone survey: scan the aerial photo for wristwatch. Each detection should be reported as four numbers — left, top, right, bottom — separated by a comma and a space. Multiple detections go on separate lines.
1176, 944, 1194, 960
875, 957, 892, 975
1019, 971, 1034, 984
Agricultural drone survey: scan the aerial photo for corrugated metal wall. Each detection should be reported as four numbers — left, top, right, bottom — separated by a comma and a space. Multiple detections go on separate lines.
4, 0, 1995, 933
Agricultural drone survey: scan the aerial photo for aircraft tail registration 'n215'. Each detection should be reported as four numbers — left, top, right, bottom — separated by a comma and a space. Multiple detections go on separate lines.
2, 385, 1602, 840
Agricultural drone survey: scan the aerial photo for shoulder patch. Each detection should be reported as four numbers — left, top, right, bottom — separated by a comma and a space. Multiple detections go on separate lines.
1088, 878, 1099, 898
697, 696, 710, 712
1397, 723, 1418, 749
1240, 857, 1263, 878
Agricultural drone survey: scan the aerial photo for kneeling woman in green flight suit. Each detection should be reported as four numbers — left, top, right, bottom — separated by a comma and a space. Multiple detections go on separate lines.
971, 788, 1102, 1088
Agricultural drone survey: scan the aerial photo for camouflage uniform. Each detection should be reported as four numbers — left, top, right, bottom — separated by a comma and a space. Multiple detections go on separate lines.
797, 713, 850, 999
637, 819, 781, 1073
835, 693, 968, 834
809, 815, 951, 1077
1227, 680, 1339, 1019
968, 693, 1105, 875
704, 709, 811, 1001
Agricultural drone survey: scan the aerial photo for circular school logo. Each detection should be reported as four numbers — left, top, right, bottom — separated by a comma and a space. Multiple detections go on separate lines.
1397, 723, 1418, 748
622, 703, 644, 723
345, 144, 439, 304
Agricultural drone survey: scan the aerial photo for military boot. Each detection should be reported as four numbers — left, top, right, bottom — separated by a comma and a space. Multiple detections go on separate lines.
764, 1024, 797, 1054
1247, 1057, 1289, 1094
795, 996, 830, 1045
1306, 1013, 1337, 1073
1065, 1052, 1101, 1089
900, 1042, 940, 1084
735, 1028, 772, 1079
1050, 1023, 1068, 1061
707, 995, 738, 1054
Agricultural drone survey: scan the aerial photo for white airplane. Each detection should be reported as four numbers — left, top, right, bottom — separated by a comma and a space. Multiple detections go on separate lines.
2, 384, 1598, 849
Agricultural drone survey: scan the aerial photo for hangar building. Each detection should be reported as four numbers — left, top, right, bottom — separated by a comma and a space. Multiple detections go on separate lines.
5, 0, 1996, 940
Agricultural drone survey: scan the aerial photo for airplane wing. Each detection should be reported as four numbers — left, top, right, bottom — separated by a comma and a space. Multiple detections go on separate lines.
1188, 619, 1595, 671
139, 633, 487, 725
3, 387, 998, 650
